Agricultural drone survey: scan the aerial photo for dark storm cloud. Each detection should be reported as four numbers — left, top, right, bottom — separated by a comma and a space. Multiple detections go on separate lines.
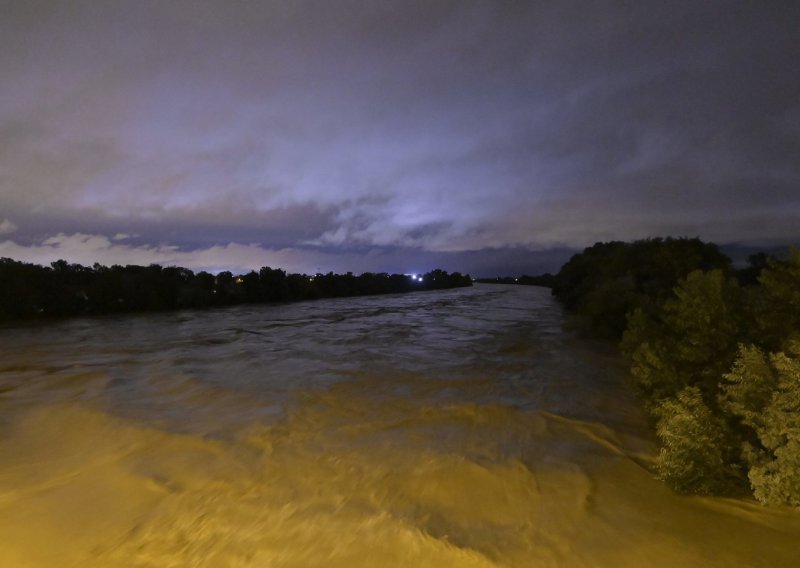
0, 0, 798, 274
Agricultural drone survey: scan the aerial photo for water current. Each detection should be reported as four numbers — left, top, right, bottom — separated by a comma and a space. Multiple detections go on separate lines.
1, 284, 799, 567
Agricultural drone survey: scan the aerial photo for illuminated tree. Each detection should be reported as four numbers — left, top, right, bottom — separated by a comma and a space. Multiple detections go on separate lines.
654, 386, 737, 494
720, 342, 800, 506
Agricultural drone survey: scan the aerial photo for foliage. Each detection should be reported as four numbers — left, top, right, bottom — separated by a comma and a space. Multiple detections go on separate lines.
751, 249, 800, 351
628, 252, 800, 505
475, 274, 556, 287
718, 345, 776, 431
552, 238, 800, 506
551, 237, 731, 339
720, 343, 800, 506
736, 252, 775, 287
622, 270, 744, 404
0, 258, 472, 322
654, 387, 737, 495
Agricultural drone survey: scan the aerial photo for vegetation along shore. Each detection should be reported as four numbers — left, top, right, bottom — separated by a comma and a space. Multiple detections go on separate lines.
549, 237, 800, 506
0, 259, 471, 322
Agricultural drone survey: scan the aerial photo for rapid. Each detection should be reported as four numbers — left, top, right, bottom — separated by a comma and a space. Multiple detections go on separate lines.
1, 284, 799, 567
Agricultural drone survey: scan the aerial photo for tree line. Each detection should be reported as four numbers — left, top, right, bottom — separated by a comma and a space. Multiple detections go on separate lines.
474, 274, 556, 287
550, 237, 800, 507
0, 258, 472, 322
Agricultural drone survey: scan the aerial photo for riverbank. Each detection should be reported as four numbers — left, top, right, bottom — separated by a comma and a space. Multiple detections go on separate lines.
0, 257, 471, 322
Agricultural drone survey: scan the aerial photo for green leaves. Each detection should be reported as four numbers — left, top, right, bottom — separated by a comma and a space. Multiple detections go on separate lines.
753, 249, 800, 350
551, 237, 731, 339
719, 344, 775, 432
635, 269, 800, 505
623, 270, 743, 404
654, 387, 734, 495
553, 238, 800, 505
720, 343, 800, 506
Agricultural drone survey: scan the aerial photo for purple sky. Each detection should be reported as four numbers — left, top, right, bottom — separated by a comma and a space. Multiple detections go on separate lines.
1, 1, 798, 275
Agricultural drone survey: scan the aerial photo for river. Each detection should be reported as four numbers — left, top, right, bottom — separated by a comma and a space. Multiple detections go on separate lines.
1, 284, 799, 567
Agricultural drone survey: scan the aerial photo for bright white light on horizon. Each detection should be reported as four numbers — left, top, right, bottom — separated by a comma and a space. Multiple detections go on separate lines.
404, 274, 426, 282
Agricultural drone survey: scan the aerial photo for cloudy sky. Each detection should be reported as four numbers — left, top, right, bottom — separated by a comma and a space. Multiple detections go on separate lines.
1, 1, 798, 275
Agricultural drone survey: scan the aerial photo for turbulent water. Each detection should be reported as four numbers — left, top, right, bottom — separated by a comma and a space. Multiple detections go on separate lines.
1, 285, 799, 567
